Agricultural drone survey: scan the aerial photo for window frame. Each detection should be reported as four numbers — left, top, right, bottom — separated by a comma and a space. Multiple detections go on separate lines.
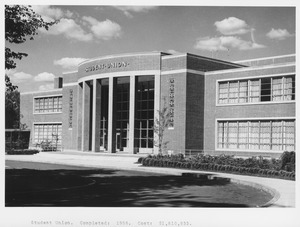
216, 73, 295, 106
215, 118, 295, 153
33, 95, 63, 114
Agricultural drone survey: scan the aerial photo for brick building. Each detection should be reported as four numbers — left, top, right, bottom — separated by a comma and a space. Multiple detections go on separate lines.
20, 52, 296, 158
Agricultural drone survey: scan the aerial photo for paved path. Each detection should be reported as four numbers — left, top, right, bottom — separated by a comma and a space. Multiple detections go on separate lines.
5, 151, 295, 207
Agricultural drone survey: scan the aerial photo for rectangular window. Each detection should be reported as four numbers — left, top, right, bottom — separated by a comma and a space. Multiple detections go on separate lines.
217, 120, 295, 151
34, 96, 63, 113
218, 75, 295, 104
33, 123, 62, 147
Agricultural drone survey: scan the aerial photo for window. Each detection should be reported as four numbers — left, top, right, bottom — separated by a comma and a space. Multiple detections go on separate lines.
34, 96, 62, 113
217, 120, 295, 151
218, 75, 295, 104
134, 75, 155, 148
33, 123, 62, 146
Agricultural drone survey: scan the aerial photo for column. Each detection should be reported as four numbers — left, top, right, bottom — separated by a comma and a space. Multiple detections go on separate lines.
77, 83, 83, 150
107, 77, 116, 153
82, 81, 91, 151
153, 73, 161, 154
92, 79, 101, 152
128, 75, 136, 154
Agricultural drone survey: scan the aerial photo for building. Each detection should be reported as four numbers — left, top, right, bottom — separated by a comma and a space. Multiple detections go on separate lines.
20, 52, 295, 158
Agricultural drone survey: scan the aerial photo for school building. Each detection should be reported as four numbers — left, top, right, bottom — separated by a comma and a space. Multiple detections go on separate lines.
20, 52, 295, 158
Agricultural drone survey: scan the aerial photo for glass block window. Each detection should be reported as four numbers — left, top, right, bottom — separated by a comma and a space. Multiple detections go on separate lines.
33, 123, 62, 146
34, 96, 62, 113
218, 75, 295, 104
217, 120, 295, 151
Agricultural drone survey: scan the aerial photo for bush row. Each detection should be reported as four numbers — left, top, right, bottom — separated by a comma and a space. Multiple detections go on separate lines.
137, 153, 295, 181
6, 149, 40, 155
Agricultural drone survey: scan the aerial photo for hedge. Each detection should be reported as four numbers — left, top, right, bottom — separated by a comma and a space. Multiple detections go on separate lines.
137, 152, 295, 181
6, 149, 40, 155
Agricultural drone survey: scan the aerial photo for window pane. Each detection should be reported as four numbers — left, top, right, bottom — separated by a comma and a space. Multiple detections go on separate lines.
228, 82, 239, 104
219, 82, 228, 104
249, 80, 260, 102
272, 77, 283, 101
239, 81, 248, 103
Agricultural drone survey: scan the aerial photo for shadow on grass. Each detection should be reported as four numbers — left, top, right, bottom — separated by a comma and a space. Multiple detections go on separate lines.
6, 168, 272, 207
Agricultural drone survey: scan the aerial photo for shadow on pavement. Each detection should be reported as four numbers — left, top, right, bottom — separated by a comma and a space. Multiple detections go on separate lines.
5, 166, 273, 207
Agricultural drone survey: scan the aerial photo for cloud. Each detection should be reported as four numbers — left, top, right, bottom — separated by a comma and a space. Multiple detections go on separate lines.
42, 18, 93, 42
54, 57, 88, 69
215, 17, 250, 35
34, 72, 55, 82
167, 50, 181, 54
266, 28, 293, 40
112, 6, 158, 17
6, 70, 33, 83
82, 16, 122, 40
39, 84, 54, 91
194, 36, 265, 51
32, 5, 73, 22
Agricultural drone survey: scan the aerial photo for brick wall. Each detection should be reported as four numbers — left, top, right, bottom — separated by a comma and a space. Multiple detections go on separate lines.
185, 73, 205, 151
62, 85, 78, 150
20, 90, 63, 147
160, 72, 187, 153
204, 65, 296, 154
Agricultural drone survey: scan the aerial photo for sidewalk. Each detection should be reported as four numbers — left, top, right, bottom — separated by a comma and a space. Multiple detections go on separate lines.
5, 150, 295, 207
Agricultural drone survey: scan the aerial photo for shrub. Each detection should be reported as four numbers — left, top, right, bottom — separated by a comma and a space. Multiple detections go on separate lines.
137, 157, 144, 163
6, 149, 39, 155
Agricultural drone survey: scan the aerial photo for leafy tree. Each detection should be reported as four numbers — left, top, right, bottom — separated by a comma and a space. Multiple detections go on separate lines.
5, 74, 18, 91
5, 5, 56, 70
5, 85, 20, 129
153, 100, 171, 154
5, 5, 56, 128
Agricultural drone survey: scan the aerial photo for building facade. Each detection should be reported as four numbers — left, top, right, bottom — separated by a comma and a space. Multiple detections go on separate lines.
20, 52, 295, 158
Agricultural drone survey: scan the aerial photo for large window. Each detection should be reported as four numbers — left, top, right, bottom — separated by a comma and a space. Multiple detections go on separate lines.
33, 123, 62, 146
218, 75, 295, 104
217, 120, 295, 151
115, 77, 130, 151
134, 75, 154, 149
34, 96, 62, 113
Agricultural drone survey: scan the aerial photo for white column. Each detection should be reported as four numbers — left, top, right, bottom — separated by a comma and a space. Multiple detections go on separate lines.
92, 79, 101, 152
77, 83, 83, 150
153, 73, 161, 154
128, 75, 136, 154
107, 77, 115, 153
82, 81, 91, 151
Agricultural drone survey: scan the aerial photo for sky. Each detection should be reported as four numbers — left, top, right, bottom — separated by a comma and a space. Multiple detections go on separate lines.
5, 5, 296, 93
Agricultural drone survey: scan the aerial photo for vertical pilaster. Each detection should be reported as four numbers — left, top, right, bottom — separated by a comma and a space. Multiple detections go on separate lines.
153, 73, 161, 154
77, 83, 83, 150
108, 77, 116, 153
82, 81, 91, 151
92, 79, 101, 152
128, 75, 136, 154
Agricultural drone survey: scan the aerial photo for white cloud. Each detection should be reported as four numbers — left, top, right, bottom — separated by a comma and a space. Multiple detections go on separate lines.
266, 28, 293, 40
43, 18, 93, 42
194, 36, 265, 51
39, 84, 54, 91
112, 6, 158, 17
6, 70, 33, 83
215, 17, 250, 35
31, 5, 73, 22
54, 57, 88, 69
34, 72, 55, 82
82, 16, 122, 40
167, 50, 181, 54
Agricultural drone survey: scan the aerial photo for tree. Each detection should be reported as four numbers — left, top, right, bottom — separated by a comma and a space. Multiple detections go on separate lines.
5, 5, 56, 128
5, 5, 56, 70
153, 100, 171, 154
5, 84, 20, 129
